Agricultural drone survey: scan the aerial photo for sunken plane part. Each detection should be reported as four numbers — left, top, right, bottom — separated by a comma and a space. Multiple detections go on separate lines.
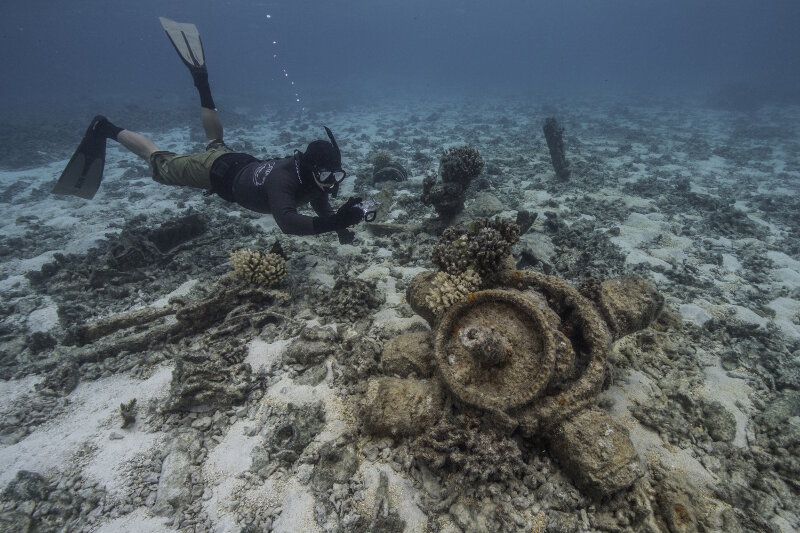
434, 290, 556, 413
367, 266, 664, 498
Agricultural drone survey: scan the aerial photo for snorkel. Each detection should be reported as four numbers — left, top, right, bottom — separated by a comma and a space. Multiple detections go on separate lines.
323, 126, 342, 198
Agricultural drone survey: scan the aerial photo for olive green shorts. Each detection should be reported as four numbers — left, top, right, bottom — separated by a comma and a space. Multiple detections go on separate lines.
149, 140, 232, 189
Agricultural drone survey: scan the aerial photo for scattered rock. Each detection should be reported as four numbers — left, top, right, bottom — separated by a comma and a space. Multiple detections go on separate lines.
381, 331, 434, 378
516, 209, 538, 235
26, 331, 57, 355
167, 352, 251, 411
2, 470, 48, 501
467, 192, 505, 218
312, 438, 360, 493
35, 360, 80, 395
318, 279, 382, 322
549, 408, 643, 497
411, 414, 526, 483
283, 337, 335, 367
155, 431, 200, 515
701, 399, 737, 443
362, 377, 445, 437
259, 402, 326, 468
587, 277, 664, 339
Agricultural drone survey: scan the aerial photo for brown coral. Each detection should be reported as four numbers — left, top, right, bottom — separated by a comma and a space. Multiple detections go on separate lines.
230, 248, 287, 288
424, 269, 482, 319
439, 146, 484, 188
431, 218, 520, 280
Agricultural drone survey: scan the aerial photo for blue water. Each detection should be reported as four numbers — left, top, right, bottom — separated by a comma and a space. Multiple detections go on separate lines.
2, 0, 799, 122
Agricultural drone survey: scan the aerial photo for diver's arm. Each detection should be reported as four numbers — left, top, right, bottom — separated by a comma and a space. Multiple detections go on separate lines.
311, 193, 354, 242
266, 177, 345, 236
266, 181, 317, 236
310, 193, 335, 218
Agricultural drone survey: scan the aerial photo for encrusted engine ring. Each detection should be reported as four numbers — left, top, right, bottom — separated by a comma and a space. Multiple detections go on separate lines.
434, 290, 556, 412
502, 271, 613, 431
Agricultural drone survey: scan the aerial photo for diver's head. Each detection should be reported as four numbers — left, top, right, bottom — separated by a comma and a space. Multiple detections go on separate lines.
299, 127, 346, 196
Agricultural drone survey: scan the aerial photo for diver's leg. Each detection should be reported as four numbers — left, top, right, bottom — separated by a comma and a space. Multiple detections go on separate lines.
92, 116, 159, 161
192, 70, 223, 141
201, 108, 223, 142
117, 130, 160, 161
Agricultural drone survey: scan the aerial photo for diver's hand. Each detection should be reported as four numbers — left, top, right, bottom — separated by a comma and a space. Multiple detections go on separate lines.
337, 229, 356, 245
336, 196, 364, 228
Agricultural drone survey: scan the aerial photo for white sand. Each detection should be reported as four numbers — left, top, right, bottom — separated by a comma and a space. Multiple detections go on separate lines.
358, 264, 392, 283
93, 507, 174, 533
766, 297, 800, 339
265, 374, 334, 406
25, 298, 59, 333
148, 279, 199, 309
265, 477, 319, 533
700, 363, 753, 448
245, 337, 294, 373
767, 251, 800, 271
204, 420, 259, 481
0, 365, 173, 489
202, 476, 243, 528
729, 305, 769, 328
0, 375, 42, 404
603, 371, 719, 489
611, 212, 669, 249
679, 302, 713, 326
201, 420, 261, 527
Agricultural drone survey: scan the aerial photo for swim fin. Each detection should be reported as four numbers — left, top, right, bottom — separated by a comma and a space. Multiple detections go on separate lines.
52, 116, 107, 199
159, 17, 206, 73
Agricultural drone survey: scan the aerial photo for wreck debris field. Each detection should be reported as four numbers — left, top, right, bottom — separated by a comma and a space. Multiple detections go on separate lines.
1, 98, 799, 533
2, 1, 800, 532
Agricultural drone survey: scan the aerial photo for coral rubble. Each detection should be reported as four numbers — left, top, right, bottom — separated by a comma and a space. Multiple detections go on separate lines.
318, 278, 382, 322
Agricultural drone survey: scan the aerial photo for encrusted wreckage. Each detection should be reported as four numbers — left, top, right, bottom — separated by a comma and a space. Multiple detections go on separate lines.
363, 218, 664, 498
421, 146, 484, 221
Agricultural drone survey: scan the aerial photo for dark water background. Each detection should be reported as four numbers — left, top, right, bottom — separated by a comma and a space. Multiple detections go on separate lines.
2, 0, 799, 123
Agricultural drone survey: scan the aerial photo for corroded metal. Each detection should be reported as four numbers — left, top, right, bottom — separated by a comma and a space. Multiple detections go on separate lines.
500, 270, 612, 432
432, 271, 614, 433
435, 290, 556, 412
377, 266, 663, 497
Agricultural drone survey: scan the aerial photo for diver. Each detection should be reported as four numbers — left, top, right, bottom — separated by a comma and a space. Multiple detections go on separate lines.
54, 17, 363, 244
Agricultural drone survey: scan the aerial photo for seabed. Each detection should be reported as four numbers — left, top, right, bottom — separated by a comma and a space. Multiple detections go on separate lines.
0, 97, 798, 532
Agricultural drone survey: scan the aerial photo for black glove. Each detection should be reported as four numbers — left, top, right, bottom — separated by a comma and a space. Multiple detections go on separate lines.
336, 197, 364, 228
311, 197, 364, 235
337, 229, 356, 245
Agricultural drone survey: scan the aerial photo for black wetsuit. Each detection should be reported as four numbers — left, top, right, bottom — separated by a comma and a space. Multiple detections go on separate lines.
209, 154, 335, 236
